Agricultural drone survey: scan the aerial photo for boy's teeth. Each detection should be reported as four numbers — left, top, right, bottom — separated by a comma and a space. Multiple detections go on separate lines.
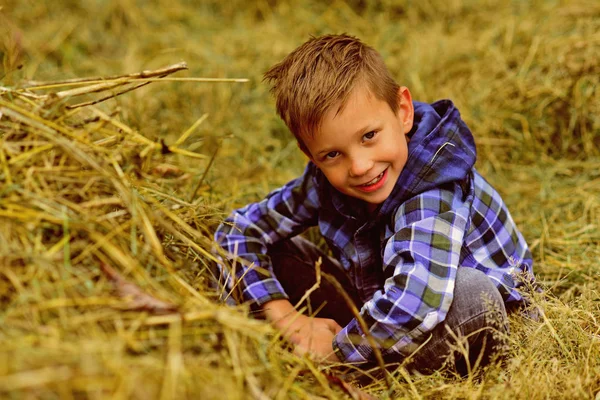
364, 171, 383, 186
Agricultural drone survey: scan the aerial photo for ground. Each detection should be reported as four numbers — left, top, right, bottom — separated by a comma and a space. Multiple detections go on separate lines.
1, 0, 599, 399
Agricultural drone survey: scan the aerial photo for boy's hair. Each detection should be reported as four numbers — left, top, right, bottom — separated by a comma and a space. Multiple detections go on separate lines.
263, 34, 400, 154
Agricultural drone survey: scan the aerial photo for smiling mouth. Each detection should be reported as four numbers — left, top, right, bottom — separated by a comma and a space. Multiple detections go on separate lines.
359, 170, 385, 187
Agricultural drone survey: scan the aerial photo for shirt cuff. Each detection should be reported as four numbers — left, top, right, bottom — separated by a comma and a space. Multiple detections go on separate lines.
251, 291, 289, 308
238, 270, 288, 306
332, 319, 371, 364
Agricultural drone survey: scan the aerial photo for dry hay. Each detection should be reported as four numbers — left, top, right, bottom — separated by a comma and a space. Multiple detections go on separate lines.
0, 71, 358, 399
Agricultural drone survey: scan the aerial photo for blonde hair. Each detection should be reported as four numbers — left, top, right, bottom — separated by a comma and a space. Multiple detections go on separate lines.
263, 34, 400, 153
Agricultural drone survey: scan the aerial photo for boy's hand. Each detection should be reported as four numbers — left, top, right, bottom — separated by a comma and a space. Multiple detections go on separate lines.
262, 299, 342, 363
285, 314, 342, 362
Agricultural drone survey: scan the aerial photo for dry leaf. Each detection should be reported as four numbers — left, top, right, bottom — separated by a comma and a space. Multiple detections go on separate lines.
100, 262, 178, 314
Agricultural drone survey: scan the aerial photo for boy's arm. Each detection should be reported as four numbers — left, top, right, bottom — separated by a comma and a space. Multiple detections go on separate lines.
332, 185, 469, 364
214, 163, 320, 308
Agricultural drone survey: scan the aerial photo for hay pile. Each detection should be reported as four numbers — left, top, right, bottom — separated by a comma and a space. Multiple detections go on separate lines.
0, 72, 361, 399
2, 0, 600, 399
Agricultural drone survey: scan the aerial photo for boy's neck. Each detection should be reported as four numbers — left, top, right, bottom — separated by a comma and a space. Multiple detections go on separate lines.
366, 202, 380, 215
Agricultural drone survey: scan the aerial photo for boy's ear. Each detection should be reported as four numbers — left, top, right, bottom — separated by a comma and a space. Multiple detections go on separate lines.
397, 86, 415, 135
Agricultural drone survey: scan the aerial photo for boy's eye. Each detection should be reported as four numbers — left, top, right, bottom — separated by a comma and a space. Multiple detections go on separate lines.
363, 131, 376, 140
325, 151, 339, 159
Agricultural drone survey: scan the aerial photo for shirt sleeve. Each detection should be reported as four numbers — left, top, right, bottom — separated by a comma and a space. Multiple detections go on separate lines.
214, 163, 320, 306
333, 184, 472, 363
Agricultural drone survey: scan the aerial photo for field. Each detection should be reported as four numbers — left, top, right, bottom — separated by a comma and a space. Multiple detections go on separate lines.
1, 0, 599, 398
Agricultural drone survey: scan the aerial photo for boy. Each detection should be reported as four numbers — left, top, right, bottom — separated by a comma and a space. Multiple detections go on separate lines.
214, 34, 535, 373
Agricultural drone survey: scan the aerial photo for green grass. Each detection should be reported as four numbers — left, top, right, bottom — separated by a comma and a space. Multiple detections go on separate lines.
1, 0, 599, 398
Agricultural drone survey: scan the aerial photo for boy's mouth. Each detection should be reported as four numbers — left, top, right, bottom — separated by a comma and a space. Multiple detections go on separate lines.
356, 168, 388, 192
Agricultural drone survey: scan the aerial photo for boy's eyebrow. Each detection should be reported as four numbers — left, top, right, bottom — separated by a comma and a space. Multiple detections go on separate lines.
316, 123, 377, 156
349, 122, 380, 141
352, 123, 373, 138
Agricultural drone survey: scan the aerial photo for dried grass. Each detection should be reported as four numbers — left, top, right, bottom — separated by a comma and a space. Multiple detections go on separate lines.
1, 0, 600, 399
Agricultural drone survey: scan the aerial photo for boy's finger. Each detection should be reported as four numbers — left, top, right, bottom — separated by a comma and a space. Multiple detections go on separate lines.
333, 323, 343, 334
327, 320, 343, 334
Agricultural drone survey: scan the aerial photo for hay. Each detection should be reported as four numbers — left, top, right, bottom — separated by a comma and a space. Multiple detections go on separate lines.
1, 0, 600, 398
0, 71, 356, 399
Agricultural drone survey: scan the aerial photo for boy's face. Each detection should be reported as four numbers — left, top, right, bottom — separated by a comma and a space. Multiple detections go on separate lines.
302, 84, 414, 211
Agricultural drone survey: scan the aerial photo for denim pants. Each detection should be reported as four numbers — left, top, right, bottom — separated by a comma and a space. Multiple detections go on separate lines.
268, 236, 509, 375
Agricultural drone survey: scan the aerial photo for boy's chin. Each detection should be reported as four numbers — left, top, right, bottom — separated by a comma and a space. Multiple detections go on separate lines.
353, 192, 390, 209
333, 184, 392, 206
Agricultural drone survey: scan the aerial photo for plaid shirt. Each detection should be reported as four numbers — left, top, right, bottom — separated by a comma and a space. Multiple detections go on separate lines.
214, 100, 534, 363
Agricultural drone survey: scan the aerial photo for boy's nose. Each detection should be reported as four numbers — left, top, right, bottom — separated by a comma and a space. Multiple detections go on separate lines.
349, 156, 373, 177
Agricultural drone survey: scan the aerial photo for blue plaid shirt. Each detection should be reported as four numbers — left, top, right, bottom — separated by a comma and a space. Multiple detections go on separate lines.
214, 100, 534, 363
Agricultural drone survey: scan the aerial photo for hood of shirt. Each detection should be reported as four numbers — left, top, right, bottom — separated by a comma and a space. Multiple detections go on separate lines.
378, 99, 477, 216
313, 100, 477, 221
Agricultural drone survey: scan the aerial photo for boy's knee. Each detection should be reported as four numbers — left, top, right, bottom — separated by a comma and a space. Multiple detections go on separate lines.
451, 268, 509, 368
452, 267, 507, 325
410, 268, 510, 375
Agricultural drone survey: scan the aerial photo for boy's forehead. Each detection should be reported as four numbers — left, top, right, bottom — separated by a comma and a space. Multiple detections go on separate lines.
333, 82, 374, 115
298, 99, 345, 141
300, 83, 385, 144
308, 92, 380, 147
323, 86, 378, 127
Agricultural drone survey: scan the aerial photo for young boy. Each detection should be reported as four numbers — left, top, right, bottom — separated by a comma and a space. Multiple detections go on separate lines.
214, 34, 535, 373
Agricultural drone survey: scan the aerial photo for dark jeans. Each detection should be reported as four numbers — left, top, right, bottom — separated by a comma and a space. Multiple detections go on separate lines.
269, 236, 509, 375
